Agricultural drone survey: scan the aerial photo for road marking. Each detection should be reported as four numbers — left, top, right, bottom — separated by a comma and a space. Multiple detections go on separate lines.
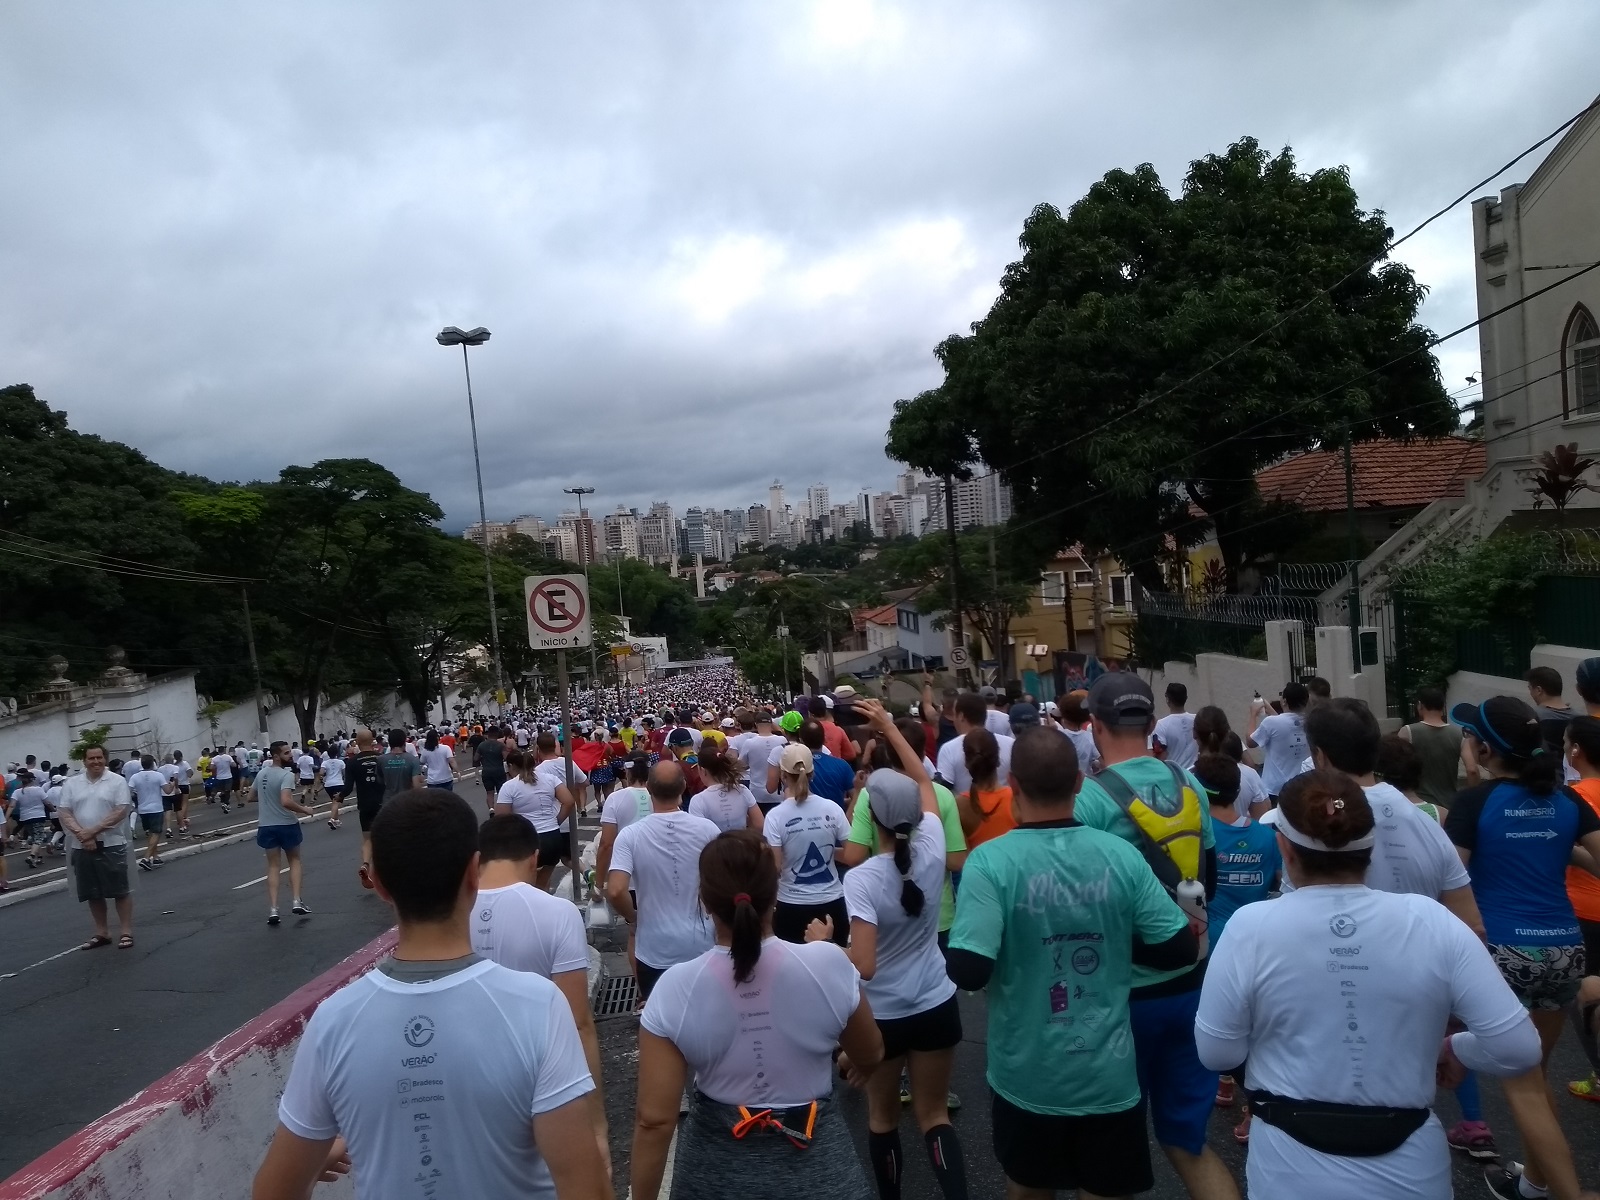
0, 941, 86, 981
232, 867, 290, 890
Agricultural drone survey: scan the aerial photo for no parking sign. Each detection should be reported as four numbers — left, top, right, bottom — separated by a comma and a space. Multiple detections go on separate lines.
525, 574, 592, 650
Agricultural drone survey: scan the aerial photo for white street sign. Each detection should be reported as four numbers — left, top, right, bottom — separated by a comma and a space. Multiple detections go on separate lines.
948, 645, 971, 669
525, 574, 592, 650
775, 625, 790, 640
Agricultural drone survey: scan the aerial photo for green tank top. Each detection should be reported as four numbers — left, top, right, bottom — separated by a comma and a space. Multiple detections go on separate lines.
1415, 800, 1441, 823
1406, 722, 1463, 808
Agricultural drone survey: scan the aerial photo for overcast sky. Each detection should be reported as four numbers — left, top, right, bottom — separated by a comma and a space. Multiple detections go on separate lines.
4, 1, 1596, 531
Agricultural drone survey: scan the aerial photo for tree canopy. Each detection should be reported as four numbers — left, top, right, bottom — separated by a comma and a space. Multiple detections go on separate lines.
886, 137, 1454, 590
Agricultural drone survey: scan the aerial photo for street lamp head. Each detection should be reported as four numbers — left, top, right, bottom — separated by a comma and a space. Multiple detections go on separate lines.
436, 326, 491, 347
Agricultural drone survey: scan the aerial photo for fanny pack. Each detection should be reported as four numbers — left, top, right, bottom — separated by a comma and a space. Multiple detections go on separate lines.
1249, 1090, 1429, 1157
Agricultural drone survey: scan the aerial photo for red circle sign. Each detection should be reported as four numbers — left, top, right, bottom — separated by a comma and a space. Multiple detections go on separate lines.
529, 578, 587, 635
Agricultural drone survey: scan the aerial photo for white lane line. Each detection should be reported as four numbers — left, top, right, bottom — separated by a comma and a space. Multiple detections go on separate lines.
231, 867, 290, 890
0, 941, 86, 980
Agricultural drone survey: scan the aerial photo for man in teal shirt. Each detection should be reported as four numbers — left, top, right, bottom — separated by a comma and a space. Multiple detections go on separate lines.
947, 727, 1195, 1198
1072, 672, 1238, 1200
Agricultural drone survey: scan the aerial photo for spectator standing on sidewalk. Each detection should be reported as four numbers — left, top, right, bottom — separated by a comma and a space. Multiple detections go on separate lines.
55, 745, 135, 948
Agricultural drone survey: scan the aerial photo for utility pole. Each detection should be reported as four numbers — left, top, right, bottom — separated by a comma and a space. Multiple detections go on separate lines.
778, 609, 792, 704
240, 587, 269, 739
942, 473, 969, 687
1343, 426, 1362, 674
563, 486, 600, 707
987, 528, 1005, 687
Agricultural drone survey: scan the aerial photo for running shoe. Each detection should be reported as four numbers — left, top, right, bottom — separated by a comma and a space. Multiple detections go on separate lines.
1483, 1162, 1532, 1200
267, 908, 280, 926
1215, 1076, 1236, 1106
1568, 1072, 1600, 1102
291, 900, 311, 915
138, 858, 153, 872
220, 800, 230, 813
1447, 1119, 1497, 1161
150, 857, 165, 868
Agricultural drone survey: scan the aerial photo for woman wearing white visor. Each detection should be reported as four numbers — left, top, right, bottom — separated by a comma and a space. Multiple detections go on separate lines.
1195, 769, 1557, 1200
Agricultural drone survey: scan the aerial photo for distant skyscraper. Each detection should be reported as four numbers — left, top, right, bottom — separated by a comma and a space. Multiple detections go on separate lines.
746, 504, 772, 547
684, 507, 709, 556
768, 480, 785, 517
602, 506, 640, 560
806, 483, 830, 521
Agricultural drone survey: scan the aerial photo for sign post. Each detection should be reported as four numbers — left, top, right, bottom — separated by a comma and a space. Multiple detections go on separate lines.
527, 575, 593, 903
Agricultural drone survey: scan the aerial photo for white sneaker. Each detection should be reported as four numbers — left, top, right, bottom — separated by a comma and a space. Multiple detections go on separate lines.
291, 900, 311, 915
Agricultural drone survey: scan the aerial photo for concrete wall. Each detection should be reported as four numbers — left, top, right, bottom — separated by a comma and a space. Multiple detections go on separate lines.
0, 929, 396, 1200
1446, 643, 1599, 711
0, 701, 73, 773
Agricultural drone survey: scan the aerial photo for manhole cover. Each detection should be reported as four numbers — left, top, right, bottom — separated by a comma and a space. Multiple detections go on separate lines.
592, 974, 638, 1021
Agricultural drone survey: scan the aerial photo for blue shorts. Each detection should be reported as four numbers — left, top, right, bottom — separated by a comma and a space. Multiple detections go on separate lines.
1129, 985, 1215, 1156
256, 823, 304, 852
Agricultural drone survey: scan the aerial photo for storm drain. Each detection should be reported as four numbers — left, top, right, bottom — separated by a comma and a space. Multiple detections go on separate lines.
593, 974, 639, 1020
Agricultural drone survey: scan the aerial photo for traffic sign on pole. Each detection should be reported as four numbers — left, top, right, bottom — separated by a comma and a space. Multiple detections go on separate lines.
525, 574, 592, 650
948, 645, 972, 669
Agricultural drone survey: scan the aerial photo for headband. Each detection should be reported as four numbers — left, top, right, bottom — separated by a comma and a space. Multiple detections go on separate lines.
1270, 813, 1375, 853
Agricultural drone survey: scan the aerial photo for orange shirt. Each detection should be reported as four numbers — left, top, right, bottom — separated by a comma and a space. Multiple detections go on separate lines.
966, 786, 1016, 848
1568, 779, 1600, 922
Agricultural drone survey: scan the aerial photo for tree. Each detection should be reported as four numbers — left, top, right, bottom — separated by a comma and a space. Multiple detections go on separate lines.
887, 138, 1453, 591
736, 638, 801, 693
896, 529, 1043, 680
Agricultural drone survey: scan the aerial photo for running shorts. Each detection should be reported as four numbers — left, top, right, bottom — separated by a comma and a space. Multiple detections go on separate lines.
139, 812, 164, 836
877, 993, 962, 1059
636, 959, 668, 1001
1490, 942, 1586, 1011
356, 793, 385, 832
19, 818, 52, 847
324, 785, 347, 801
162, 792, 180, 811
537, 829, 572, 866
772, 898, 849, 946
256, 823, 304, 852
215, 777, 236, 796
1130, 986, 1216, 1156
991, 1093, 1151, 1195
481, 770, 506, 793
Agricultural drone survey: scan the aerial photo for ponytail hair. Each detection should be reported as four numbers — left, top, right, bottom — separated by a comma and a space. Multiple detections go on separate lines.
1193, 705, 1230, 755
699, 830, 779, 984
1516, 747, 1561, 796
874, 814, 926, 918
785, 768, 811, 802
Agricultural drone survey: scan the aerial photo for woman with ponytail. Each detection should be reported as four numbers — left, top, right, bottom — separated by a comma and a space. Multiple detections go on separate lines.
1444, 696, 1600, 1200
629, 829, 883, 1200
811, 697, 968, 1200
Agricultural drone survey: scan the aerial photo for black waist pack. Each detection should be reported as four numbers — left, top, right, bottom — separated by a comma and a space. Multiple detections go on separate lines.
1248, 1090, 1429, 1157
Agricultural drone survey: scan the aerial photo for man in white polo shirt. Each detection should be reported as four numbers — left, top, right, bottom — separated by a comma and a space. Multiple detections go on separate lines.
54, 745, 135, 949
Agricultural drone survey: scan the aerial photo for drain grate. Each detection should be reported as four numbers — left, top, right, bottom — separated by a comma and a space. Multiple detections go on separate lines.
593, 974, 639, 1020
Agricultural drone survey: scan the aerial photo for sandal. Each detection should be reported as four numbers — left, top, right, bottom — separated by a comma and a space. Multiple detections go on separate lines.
118, 935, 134, 949
84, 934, 113, 949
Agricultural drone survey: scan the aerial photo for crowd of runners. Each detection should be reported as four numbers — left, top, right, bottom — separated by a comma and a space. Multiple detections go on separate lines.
15, 660, 1600, 1197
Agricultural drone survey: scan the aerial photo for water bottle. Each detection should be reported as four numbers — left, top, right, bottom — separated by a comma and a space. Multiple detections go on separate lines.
1175, 877, 1209, 958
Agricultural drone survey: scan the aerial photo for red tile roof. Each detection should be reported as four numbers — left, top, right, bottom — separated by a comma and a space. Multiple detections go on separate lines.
1254, 437, 1486, 513
853, 602, 899, 631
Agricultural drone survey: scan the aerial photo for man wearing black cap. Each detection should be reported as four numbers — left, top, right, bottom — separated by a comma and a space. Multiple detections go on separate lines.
1072, 672, 1236, 1200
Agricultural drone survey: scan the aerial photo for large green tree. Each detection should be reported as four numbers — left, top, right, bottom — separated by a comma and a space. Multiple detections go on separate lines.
887, 138, 1454, 590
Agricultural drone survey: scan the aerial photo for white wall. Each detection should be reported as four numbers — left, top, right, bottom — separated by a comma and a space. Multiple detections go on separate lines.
0, 702, 72, 772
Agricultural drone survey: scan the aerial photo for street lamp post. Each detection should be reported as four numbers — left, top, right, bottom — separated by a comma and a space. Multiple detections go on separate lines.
436, 326, 505, 714
563, 485, 602, 706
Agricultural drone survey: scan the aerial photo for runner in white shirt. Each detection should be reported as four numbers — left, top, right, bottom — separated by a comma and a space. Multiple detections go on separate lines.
1196, 770, 1541, 1200
253, 789, 606, 1200
494, 739, 584, 892
688, 743, 762, 833
629, 827, 883, 1200
472, 814, 609, 1164
596, 753, 655, 975
160, 751, 193, 836
606, 761, 722, 1000
934, 693, 1014, 796
318, 749, 347, 830
1152, 683, 1198, 769
419, 731, 456, 789
731, 710, 786, 813
763, 743, 851, 947
293, 747, 318, 808
1248, 682, 1311, 798
128, 755, 170, 871
1195, 706, 1271, 821
823, 710, 969, 1200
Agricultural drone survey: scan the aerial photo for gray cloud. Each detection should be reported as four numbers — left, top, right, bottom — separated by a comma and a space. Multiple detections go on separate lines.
2, 0, 1594, 527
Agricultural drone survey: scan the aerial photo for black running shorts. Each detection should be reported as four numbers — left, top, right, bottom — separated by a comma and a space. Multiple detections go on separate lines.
990, 1093, 1151, 1195
877, 993, 962, 1060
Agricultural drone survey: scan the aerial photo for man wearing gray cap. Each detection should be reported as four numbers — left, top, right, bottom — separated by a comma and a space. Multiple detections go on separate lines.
1072, 672, 1236, 1200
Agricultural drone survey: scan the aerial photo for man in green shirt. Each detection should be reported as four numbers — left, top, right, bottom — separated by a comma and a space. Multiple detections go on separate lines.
1072, 672, 1238, 1200
947, 727, 1195, 1199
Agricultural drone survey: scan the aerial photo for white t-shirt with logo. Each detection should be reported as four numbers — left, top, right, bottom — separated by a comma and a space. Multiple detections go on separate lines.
600, 786, 653, 833
296, 752, 317, 781
1153, 712, 1198, 770
934, 731, 1014, 796
611, 811, 721, 970
763, 797, 851, 905
209, 753, 234, 781
689, 784, 758, 832
320, 755, 346, 789
472, 884, 590, 979
278, 960, 593, 1200
732, 732, 786, 804
128, 769, 169, 815
1278, 783, 1472, 899
1196, 884, 1529, 1200
1252, 712, 1309, 795
642, 938, 860, 1108
841, 812, 956, 1020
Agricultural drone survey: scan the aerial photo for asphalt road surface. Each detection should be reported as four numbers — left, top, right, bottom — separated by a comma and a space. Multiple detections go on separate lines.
8, 775, 1600, 1196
